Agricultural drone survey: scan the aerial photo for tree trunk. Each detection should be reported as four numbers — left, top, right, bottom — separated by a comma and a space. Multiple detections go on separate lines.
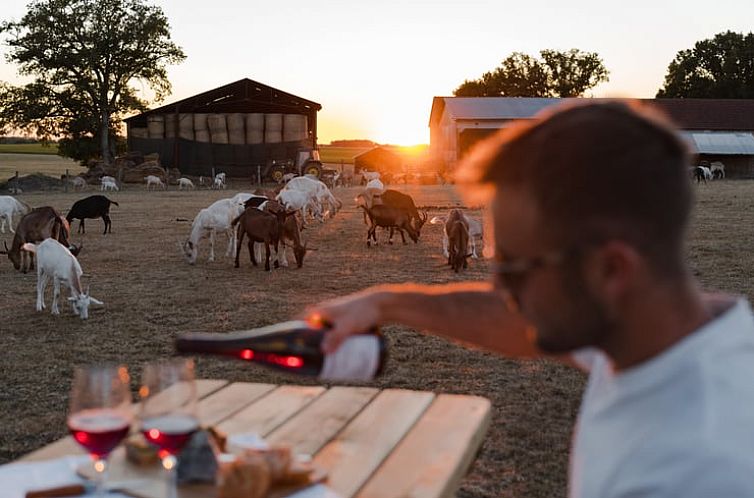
100, 110, 111, 165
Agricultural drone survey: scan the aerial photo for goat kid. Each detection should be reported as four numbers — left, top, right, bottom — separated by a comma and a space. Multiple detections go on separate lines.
178, 178, 195, 190
145, 175, 166, 190
232, 208, 284, 271
1, 206, 80, 272
21, 239, 102, 319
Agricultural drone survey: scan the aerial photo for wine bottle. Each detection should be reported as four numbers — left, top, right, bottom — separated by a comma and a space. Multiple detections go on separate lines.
174, 320, 386, 381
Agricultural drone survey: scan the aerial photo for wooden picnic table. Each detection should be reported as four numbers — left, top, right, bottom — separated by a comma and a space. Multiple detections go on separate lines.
19, 379, 492, 498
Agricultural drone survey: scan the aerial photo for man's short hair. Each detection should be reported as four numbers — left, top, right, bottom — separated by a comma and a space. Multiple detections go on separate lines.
459, 100, 693, 278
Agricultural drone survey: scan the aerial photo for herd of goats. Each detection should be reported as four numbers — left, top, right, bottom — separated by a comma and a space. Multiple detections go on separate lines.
0, 172, 483, 320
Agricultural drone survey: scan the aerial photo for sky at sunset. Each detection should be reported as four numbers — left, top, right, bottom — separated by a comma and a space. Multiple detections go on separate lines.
2, 0, 754, 145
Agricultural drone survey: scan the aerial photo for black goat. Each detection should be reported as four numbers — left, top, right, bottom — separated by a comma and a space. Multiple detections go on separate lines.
360, 205, 418, 246
381, 190, 428, 234
66, 195, 119, 234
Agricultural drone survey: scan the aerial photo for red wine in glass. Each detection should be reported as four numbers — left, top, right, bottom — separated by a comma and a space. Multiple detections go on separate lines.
68, 409, 131, 458
142, 413, 199, 456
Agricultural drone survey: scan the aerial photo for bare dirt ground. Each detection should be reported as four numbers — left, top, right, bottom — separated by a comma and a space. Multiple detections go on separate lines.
1, 181, 752, 497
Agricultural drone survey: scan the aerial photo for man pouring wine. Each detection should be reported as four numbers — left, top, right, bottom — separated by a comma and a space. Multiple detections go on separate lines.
304, 101, 754, 497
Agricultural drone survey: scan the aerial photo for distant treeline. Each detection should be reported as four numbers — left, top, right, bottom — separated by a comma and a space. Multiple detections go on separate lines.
328, 139, 377, 148
0, 136, 51, 144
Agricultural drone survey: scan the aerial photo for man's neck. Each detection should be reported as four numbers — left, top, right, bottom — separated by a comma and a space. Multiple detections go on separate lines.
603, 279, 714, 371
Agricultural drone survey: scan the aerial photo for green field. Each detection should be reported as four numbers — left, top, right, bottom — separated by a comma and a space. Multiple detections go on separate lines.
318, 146, 371, 164
0, 143, 59, 154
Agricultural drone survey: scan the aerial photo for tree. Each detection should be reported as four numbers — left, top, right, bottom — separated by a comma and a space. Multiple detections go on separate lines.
657, 31, 754, 98
0, 0, 185, 164
453, 49, 609, 98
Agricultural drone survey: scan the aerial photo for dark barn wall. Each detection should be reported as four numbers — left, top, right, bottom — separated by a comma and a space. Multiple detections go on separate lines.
354, 148, 403, 174
698, 154, 754, 178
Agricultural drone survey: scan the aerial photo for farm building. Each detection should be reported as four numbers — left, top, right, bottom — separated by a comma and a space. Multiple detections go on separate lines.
354, 146, 404, 175
429, 97, 754, 178
125, 79, 321, 178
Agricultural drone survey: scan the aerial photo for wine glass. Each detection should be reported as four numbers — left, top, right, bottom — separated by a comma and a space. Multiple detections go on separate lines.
67, 364, 133, 498
139, 358, 199, 498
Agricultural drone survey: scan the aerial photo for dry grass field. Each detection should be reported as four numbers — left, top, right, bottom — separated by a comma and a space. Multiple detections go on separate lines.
0, 153, 81, 182
1, 181, 753, 497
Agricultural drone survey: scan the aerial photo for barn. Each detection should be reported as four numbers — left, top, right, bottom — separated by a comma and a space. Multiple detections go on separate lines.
354, 146, 404, 175
429, 97, 754, 178
125, 79, 321, 178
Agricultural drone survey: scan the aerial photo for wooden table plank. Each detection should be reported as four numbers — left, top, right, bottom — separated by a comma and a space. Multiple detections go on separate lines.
355, 394, 492, 498
266, 386, 379, 456
216, 385, 326, 437
314, 389, 435, 498
198, 382, 276, 427
19, 379, 229, 462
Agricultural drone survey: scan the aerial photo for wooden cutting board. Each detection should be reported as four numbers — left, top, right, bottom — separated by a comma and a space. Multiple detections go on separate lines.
77, 448, 327, 498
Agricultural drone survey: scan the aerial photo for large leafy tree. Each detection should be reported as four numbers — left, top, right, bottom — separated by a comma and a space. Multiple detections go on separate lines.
454, 49, 609, 98
657, 31, 754, 98
0, 0, 185, 164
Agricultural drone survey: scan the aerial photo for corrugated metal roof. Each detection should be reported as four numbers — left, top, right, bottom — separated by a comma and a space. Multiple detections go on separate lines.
681, 132, 754, 155
429, 97, 754, 131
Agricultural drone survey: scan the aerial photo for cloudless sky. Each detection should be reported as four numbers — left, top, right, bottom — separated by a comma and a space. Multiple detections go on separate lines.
2, 0, 754, 144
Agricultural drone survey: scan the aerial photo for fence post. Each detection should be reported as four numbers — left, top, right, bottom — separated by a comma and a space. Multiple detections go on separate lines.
14, 171, 19, 195
257, 165, 261, 185
64, 169, 69, 193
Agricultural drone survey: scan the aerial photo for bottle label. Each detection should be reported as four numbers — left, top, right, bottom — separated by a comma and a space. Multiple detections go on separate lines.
319, 335, 380, 381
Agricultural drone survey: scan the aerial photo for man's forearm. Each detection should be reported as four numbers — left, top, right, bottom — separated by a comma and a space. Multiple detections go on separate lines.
371, 281, 543, 358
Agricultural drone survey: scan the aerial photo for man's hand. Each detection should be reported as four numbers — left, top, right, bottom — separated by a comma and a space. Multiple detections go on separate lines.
304, 289, 385, 353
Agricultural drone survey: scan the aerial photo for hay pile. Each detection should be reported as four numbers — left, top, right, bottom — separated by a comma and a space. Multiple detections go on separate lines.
0, 173, 63, 192
85, 152, 180, 184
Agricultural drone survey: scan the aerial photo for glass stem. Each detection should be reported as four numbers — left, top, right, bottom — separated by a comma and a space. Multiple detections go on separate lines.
93, 457, 108, 498
162, 454, 178, 498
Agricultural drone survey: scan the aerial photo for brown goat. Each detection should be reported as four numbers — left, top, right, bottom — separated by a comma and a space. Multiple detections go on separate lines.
232, 208, 289, 271
446, 209, 470, 272
1, 206, 80, 272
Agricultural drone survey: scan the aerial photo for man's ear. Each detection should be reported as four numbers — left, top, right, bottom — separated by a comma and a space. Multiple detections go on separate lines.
584, 240, 643, 304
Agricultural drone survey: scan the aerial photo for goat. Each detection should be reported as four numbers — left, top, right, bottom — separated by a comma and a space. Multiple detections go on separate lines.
63, 175, 86, 191
692, 166, 712, 184
276, 189, 322, 225
1, 207, 80, 272
100, 176, 119, 191
284, 176, 342, 218
359, 205, 418, 246
362, 170, 381, 184
66, 195, 119, 234
0, 195, 31, 233
710, 161, 725, 179
446, 209, 471, 272
212, 172, 227, 190
430, 212, 483, 259
232, 208, 285, 271
381, 189, 428, 236
178, 178, 195, 190
145, 175, 165, 190
21, 238, 102, 319
181, 198, 242, 265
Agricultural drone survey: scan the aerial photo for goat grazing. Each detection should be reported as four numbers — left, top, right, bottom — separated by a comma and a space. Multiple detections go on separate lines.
66, 195, 119, 234
178, 178, 195, 190
145, 175, 166, 190
232, 208, 284, 271
0, 195, 31, 233
381, 189, 428, 236
1, 207, 80, 272
22, 238, 102, 319
360, 204, 418, 246
181, 198, 243, 264
446, 209, 471, 272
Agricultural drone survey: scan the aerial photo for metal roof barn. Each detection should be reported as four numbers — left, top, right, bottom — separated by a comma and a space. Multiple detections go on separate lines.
125, 79, 321, 178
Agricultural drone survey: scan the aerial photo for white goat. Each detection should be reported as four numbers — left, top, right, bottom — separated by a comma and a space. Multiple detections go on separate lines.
181, 198, 243, 264
276, 189, 322, 225
430, 212, 483, 259
21, 239, 103, 319
178, 178, 195, 190
212, 172, 226, 190
710, 161, 726, 179
69, 176, 87, 191
0, 195, 31, 233
145, 175, 166, 190
362, 170, 381, 183
101, 176, 119, 191
284, 176, 341, 218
